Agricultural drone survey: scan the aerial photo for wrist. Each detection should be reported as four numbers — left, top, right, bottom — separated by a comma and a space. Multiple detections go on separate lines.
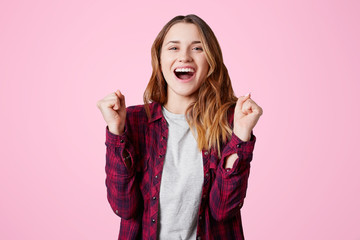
108, 125, 124, 135
233, 129, 251, 142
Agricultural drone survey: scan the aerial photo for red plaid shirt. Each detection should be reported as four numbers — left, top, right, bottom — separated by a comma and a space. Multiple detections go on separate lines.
104, 102, 256, 240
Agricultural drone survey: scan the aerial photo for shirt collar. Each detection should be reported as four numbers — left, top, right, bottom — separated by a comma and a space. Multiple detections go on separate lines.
148, 101, 164, 123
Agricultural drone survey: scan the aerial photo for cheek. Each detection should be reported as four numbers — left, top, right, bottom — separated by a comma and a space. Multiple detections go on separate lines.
160, 57, 171, 71
198, 56, 209, 71
200, 62, 210, 76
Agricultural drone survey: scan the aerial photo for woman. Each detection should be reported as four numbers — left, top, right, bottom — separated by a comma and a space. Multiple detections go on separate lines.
97, 14, 263, 240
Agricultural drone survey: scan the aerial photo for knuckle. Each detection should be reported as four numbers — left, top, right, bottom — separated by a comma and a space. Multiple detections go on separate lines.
97, 100, 103, 108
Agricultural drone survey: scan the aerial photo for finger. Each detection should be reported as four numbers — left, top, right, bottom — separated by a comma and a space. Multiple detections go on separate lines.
118, 91, 126, 109
241, 99, 253, 114
112, 90, 122, 110
114, 90, 126, 109
105, 94, 120, 111
251, 103, 263, 115
102, 92, 119, 101
243, 99, 263, 116
236, 92, 251, 111
113, 97, 121, 110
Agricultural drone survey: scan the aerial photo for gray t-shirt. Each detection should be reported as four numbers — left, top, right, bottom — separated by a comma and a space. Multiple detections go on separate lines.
158, 107, 204, 240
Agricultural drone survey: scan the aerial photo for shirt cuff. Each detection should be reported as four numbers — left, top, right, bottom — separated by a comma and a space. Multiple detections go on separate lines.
105, 126, 127, 147
220, 131, 256, 175
105, 126, 136, 174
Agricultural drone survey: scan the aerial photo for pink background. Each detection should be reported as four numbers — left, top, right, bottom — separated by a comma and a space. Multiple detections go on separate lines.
1, 0, 359, 239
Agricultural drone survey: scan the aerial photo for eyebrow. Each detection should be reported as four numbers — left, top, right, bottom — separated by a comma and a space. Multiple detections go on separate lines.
165, 40, 202, 46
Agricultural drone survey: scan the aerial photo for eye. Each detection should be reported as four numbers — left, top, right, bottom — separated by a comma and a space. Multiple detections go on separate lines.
193, 47, 203, 51
169, 47, 177, 50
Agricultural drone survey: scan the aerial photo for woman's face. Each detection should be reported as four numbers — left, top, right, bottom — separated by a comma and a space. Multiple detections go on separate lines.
160, 22, 209, 103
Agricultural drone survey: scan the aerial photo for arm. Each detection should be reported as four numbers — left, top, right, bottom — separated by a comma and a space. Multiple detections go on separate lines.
105, 125, 142, 220
98, 91, 144, 220
209, 132, 256, 221
209, 93, 262, 221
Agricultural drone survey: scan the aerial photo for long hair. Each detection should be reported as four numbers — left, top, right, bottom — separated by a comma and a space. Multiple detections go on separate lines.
143, 14, 237, 156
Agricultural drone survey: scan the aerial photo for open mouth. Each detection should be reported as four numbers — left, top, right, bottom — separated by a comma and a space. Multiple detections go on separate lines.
174, 68, 195, 80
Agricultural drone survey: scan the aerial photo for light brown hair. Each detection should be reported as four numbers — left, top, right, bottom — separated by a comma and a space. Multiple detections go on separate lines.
144, 14, 237, 156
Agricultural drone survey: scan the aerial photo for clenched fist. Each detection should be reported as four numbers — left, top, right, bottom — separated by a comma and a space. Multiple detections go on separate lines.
233, 93, 263, 141
97, 90, 126, 135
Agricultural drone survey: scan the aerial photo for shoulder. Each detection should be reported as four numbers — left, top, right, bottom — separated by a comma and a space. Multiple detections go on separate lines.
126, 103, 146, 114
126, 102, 161, 122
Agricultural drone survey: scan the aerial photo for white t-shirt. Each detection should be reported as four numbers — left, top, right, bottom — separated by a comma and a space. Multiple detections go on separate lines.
158, 107, 204, 240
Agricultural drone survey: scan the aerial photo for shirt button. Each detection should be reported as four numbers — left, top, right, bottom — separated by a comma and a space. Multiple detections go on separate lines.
205, 173, 209, 177
115, 210, 118, 214
153, 196, 157, 200
204, 151, 208, 155
120, 139, 124, 143
159, 154, 163, 158
155, 175, 158, 179
236, 144, 241, 148
162, 136, 166, 140
152, 219, 156, 223
199, 216, 203, 220
226, 169, 230, 172
202, 194, 206, 198
197, 237, 201, 240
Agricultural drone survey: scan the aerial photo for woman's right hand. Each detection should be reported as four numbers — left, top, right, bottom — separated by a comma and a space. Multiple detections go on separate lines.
97, 90, 126, 135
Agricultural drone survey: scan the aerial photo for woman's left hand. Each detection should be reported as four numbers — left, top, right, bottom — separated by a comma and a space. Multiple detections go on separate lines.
233, 93, 263, 141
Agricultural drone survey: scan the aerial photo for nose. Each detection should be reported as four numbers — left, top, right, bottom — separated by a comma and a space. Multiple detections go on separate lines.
178, 49, 192, 62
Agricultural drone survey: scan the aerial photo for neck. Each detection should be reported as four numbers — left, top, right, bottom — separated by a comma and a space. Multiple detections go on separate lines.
164, 94, 195, 115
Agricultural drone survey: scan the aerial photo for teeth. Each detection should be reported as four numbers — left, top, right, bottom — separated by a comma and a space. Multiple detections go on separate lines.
175, 68, 195, 73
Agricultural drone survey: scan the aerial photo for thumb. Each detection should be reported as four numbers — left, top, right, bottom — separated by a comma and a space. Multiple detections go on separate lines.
114, 90, 126, 110
112, 90, 121, 111
119, 92, 126, 109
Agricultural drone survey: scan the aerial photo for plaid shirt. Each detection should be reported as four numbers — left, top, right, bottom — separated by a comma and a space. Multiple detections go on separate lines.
105, 102, 256, 240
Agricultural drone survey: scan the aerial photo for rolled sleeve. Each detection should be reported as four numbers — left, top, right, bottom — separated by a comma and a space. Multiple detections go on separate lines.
105, 126, 136, 176
105, 126, 127, 147
104, 126, 141, 219
209, 132, 256, 221
219, 132, 256, 176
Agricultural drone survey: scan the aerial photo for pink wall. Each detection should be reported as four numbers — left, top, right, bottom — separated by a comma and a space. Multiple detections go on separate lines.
1, 0, 359, 239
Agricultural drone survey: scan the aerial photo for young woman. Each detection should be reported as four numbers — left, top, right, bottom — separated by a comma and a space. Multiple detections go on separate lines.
97, 14, 263, 240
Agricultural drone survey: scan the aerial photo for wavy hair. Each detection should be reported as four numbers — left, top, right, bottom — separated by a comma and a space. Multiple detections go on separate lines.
143, 14, 237, 156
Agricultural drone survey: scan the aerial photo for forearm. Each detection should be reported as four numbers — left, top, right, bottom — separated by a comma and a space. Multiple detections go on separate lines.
105, 145, 141, 219
209, 162, 251, 221
224, 130, 251, 169
105, 127, 141, 219
210, 132, 256, 221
